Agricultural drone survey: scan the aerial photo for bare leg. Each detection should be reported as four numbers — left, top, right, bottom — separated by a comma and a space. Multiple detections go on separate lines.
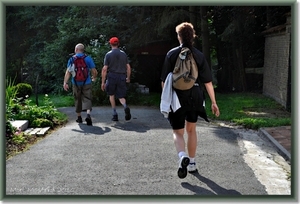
119, 98, 126, 107
173, 128, 185, 153
119, 97, 131, 120
173, 128, 190, 179
109, 95, 116, 109
186, 121, 197, 158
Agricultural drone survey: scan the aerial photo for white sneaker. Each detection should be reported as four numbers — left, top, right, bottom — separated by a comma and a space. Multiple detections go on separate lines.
177, 156, 190, 179
187, 162, 198, 173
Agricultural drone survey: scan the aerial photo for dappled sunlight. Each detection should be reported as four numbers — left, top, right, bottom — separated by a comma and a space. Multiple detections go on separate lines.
244, 110, 269, 116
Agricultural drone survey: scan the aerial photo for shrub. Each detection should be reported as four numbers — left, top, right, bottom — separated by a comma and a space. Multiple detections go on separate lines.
31, 118, 53, 128
91, 77, 110, 105
12, 133, 26, 144
6, 121, 17, 140
15, 83, 33, 99
6, 77, 18, 107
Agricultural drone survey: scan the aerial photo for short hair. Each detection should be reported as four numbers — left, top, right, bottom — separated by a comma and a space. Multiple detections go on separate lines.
176, 22, 196, 46
75, 43, 85, 52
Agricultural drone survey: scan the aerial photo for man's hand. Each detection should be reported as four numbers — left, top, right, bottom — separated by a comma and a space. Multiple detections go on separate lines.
211, 103, 220, 117
101, 83, 105, 91
63, 83, 69, 91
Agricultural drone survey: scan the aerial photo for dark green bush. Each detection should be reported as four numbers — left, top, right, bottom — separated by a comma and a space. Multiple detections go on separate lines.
15, 83, 33, 99
6, 121, 17, 140
91, 78, 110, 106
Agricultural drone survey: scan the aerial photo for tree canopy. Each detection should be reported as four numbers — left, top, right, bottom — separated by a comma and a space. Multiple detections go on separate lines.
6, 6, 291, 94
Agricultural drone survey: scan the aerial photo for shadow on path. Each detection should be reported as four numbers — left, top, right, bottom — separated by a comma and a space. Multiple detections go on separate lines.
181, 171, 242, 195
111, 120, 151, 133
71, 123, 112, 135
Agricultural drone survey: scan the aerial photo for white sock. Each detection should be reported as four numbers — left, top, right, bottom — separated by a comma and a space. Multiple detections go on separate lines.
189, 157, 195, 164
178, 151, 187, 159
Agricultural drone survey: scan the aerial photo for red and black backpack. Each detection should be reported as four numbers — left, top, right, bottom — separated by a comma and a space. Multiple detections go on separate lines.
72, 54, 88, 84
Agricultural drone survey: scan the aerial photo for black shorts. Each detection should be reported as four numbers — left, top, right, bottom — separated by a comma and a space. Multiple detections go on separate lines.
168, 108, 198, 130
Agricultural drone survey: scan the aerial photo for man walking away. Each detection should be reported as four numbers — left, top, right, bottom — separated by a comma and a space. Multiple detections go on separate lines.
63, 43, 98, 126
101, 37, 131, 121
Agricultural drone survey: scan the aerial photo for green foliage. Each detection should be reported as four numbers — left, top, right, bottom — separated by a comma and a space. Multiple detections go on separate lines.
15, 83, 33, 99
12, 133, 26, 144
31, 118, 53, 128
6, 77, 18, 107
233, 118, 291, 130
6, 6, 291, 95
6, 89, 68, 159
48, 95, 74, 107
205, 92, 291, 129
10, 94, 67, 128
91, 78, 110, 106
6, 121, 17, 140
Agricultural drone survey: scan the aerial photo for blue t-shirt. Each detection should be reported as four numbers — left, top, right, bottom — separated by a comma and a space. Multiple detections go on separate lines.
67, 53, 96, 86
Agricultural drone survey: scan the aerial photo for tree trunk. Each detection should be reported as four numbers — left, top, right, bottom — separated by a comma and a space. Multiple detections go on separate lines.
232, 18, 247, 92
35, 74, 39, 106
200, 6, 211, 68
189, 6, 197, 27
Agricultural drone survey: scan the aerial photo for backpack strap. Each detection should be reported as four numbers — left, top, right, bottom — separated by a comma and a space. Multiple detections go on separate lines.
81, 54, 88, 86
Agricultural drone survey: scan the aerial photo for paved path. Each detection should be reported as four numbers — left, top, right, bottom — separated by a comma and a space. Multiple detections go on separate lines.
5, 106, 291, 199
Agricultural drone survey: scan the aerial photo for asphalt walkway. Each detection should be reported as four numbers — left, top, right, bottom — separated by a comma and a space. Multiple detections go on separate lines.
5, 106, 291, 199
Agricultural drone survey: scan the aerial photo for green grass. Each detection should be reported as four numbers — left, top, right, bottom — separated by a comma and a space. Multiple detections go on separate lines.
204, 92, 291, 129
29, 94, 74, 107
30, 92, 291, 130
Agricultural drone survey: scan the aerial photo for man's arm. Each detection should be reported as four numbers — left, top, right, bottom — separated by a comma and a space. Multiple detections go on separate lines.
101, 65, 108, 91
63, 69, 71, 91
91, 67, 98, 81
204, 81, 220, 117
126, 64, 131, 83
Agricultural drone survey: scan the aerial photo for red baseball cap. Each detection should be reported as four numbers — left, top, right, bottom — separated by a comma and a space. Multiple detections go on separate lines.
109, 37, 119, 44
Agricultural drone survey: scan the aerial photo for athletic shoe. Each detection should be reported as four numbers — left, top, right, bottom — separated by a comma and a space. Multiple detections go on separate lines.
177, 156, 190, 179
76, 116, 83, 123
85, 116, 92, 126
112, 114, 119, 121
187, 162, 198, 173
124, 107, 131, 121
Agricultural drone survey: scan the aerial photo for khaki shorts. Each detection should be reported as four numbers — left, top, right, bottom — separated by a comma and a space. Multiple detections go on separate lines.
72, 84, 92, 113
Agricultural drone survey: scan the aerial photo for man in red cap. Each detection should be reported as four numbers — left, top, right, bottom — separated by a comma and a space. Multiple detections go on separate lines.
101, 37, 132, 121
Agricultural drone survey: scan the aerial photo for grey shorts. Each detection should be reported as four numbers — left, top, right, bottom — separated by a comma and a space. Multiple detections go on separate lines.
72, 84, 92, 113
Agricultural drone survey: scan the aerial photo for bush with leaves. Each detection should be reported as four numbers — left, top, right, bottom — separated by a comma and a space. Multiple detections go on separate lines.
5, 92, 67, 159
12, 94, 65, 128
6, 77, 18, 108
15, 83, 33, 99
6, 121, 27, 158
31, 118, 53, 128
6, 121, 17, 141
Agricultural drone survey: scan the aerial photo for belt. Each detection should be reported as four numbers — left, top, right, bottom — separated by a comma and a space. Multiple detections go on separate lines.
109, 72, 126, 74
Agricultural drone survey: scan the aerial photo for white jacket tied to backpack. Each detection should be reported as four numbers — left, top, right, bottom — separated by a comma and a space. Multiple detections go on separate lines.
160, 72, 181, 118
